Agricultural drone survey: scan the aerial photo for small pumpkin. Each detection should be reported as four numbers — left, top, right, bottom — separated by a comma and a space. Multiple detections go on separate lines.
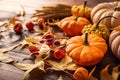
71, 0, 92, 18
58, 16, 90, 36
91, 1, 120, 28
66, 33, 107, 66
109, 27, 120, 59
82, 16, 112, 40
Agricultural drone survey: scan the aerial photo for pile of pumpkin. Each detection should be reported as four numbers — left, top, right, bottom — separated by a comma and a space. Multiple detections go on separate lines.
57, 0, 120, 67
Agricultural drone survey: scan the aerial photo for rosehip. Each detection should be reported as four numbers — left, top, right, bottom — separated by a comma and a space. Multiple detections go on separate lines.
37, 18, 45, 28
54, 40, 60, 46
40, 39, 46, 43
28, 44, 39, 53
26, 21, 34, 30
14, 23, 23, 33
43, 34, 54, 40
53, 49, 66, 60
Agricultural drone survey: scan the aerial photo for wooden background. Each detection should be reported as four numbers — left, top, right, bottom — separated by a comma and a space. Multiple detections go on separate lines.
0, 0, 119, 80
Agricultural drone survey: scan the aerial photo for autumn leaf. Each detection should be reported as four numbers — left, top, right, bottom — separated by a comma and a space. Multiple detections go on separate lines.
13, 63, 34, 71
0, 44, 19, 63
100, 65, 112, 80
111, 65, 120, 80
46, 55, 79, 71
0, 54, 14, 63
24, 60, 45, 80
25, 35, 40, 43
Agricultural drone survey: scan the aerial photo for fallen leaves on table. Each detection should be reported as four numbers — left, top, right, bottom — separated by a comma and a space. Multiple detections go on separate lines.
23, 60, 45, 80
0, 16, 21, 30
0, 44, 19, 63
100, 65, 120, 80
13, 63, 34, 71
46, 55, 79, 71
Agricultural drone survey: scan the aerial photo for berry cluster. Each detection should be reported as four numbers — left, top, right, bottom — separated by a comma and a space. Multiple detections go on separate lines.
13, 18, 45, 33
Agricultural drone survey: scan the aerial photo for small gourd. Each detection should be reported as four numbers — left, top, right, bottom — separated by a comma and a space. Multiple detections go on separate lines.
82, 16, 115, 40
109, 26, 120, 59
66, 33, 107, 66
58, 16, 90, 36
71, 0, 92, 18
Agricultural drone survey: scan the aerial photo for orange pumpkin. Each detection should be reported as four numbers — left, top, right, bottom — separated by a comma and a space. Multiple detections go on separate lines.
66, 33, 107, 66
58, 16, 90, 36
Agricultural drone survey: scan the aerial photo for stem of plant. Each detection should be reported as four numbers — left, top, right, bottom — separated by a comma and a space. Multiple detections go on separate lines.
96, 16, 117, 28
83, 0, 87, 9
84, 33, 89, 46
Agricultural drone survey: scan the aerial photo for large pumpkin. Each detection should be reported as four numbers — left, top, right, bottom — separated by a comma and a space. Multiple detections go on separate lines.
58, 16, 90, 36
91, 1, 120, 28
109, 29, 120, 59
66, 33, 107, 66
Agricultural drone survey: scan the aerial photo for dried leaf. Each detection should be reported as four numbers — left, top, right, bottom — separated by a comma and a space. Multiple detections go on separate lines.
100, 65, 113, 80
58, 75, 63, 80
19, 40, 29, 49
24, 61, 45, 80
0, 44, 19, 54
25, 35, 39, 43
13, 63, 34, 71
89, 66, 96, 78
0, 54, 14, 63
9, 16, 21, 25
46, 55, 79, 71
112, 66, 120, 80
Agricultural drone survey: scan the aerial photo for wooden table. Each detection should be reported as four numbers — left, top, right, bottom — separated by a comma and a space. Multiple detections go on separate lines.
0, 0, 119, 80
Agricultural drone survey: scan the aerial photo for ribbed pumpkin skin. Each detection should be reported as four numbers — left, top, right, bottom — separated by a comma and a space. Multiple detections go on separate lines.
58, 16, 90, 36
109, 30, 120, 59
66, 34, 107, 66
91, 1, 120, 28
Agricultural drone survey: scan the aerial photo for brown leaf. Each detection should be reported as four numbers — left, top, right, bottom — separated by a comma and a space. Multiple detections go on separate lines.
89, 66, 96, 78
100, 65, 113, 80
24, 61, 45, 80
112, 66, 120, 80
46, 55, 79, 71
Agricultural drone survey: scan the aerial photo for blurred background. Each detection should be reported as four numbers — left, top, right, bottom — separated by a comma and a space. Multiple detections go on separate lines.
0, 0, 116, 18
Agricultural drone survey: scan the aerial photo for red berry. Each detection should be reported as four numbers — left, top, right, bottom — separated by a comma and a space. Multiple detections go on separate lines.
28, 44, 39, 53
53, 49, 66, 60
37, 18, 45, 28
43, 34, 54, 40
14, 23, 23, 33
46, 41, 53, 48
40, 39, 46, 43
54, 40, 60, 46
26, 21, 34, 30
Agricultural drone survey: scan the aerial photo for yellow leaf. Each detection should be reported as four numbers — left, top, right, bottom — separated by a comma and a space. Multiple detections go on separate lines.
25, 35, 39, 43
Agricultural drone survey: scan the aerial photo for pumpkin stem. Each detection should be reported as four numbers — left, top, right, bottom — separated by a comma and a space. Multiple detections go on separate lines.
84, 33, 89, 46
114, 7, 120, 11
75, 17, 79, 21
96, 16, 117, 28
83, 0, 87, 9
